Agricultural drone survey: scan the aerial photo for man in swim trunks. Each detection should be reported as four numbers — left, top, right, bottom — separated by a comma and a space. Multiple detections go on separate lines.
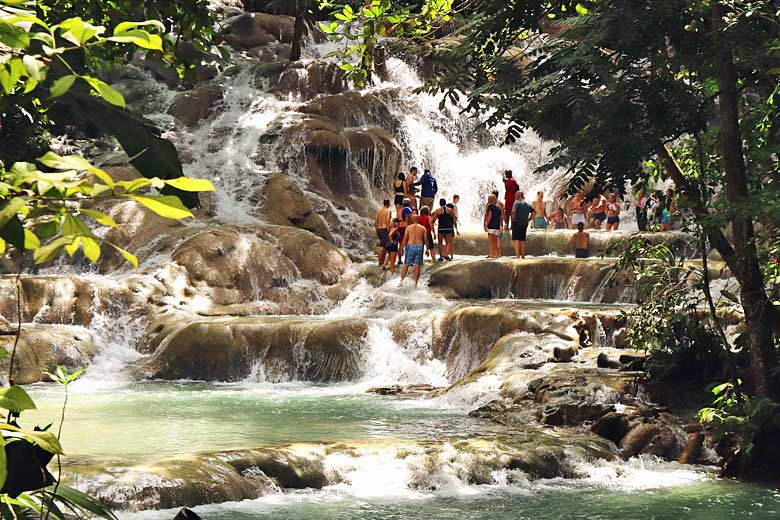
511, 191, 534, 259
399, 214, 429, 288
570, 222, 591, 258
532, 191, 548, 229
570, 191, 587, 229
375, 199, 393, 268
589, 191, 608, 230
405, 167, 420, 211
397, 198, 414, 264
451, 195, 460, 221
503, 170, 519, 228
418, 206, 436, 263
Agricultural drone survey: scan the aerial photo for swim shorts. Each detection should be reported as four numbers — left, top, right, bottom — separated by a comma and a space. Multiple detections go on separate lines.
376, 228, 389, 247
534, 217, 547, 229
594, 212, 607, 222
572, 213, 586, 225
607, 216, 620, 225
575, 248, 589, 259
405, 244, 424, 266
512, 223, 528, 242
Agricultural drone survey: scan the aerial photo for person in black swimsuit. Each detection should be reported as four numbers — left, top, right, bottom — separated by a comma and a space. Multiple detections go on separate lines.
382, 218, 402, 274
393, 173, 405, 215
484, 193, 503, 258
431, 198, 456, 261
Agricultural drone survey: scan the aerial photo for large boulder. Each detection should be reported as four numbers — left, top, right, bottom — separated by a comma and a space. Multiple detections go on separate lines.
0, 325, 97, 384
223, 13, 295, 48
169, 225, 351, 307
167, 85, 223, 126
143, 316, 369, 382
256, 61, 346, 100
257, 175, 332, 241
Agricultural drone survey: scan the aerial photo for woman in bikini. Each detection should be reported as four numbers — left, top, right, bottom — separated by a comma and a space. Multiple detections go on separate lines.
606, 193, 621, 231
393, 173, 405, 217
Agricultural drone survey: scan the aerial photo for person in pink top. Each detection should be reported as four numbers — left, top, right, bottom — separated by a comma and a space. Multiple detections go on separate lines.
503, 170, 519, 227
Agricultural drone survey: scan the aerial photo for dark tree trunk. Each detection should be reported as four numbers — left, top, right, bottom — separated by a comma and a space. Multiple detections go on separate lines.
710, 1, 778, 397
290, 12, 305, 62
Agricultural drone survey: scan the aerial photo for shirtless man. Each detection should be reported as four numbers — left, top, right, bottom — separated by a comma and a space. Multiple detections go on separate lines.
532, 191, 548, 229
569, 222, 591, 258
397, 198, 414, 265
399, 214, 429, 288
590, 191, 608, 230
375, 199, 393, 268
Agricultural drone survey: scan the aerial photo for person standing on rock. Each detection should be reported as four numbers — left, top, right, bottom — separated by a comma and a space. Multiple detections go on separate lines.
503, 170, 519, 228
431, 198, 455, 262
397, 198, 414, 265
634, 189, 649, 231
532, 191, 548, 230
418, 206, 436, 263
510, 191, 534, 259
485, 194, 504, 258
451, 194, 460, 221
570, 191, 587, 229
399, 214, 429, 288
570, 222, 591, 258
606, 193, 621, 231
393, 173, 406, 217
383, 218, 402, 274
589, 191, 608, 230
375, 199, 393, 268
405, 167, 420, 211
419, 169, 438, 211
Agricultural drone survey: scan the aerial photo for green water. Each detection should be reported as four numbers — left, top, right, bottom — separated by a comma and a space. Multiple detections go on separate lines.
26, 381, 497, 464
123, 480, 780, 520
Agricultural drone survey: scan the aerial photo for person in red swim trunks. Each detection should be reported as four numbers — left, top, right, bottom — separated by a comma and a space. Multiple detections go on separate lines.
418, 206, 436, 263
503, 170, 519, 228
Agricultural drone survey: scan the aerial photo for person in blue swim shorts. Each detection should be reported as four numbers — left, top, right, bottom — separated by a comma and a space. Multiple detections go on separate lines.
399, 214, 429, 288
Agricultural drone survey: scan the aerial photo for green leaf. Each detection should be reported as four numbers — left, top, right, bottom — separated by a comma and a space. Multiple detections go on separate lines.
65, 236, 81, 257
81, 76, 125, 108
126, 194, 193, 219
0, 424, 64, 455
49, 75, 76, 98
0, 386, 36, 412
108, 242, 138, 268
0, 215, 24, 251
58, 17, 105, 45
164, 177, 215, 192
106, 30, 163, 51
0, 23, 31, 49
114, 20, 165, 34
62, 214, 94, 238
35, 220, 59, 239
80, 209, 118, 228
33, 236, 71, 264
0, 237, 5, 255
0, 198, 25, 228
81, 237, 100, 263
45, 483, 117, 519
0, 437, 6, 493
23, 228, 40, 250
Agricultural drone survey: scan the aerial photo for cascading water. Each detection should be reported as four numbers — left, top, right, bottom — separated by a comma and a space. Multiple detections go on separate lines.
12, 12, 773, 520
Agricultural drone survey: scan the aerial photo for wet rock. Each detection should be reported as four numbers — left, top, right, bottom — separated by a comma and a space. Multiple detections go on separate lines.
367, 384, 440, 397
300, 92, 397, 129
678, 432, 704, 464
167, 85, 223, 126
553, 345, 578, 362
257, 175, 332, 241
683, 422, 704, 433
143, 316, 369, 382
174, 509, 202, 520
0, 275, 138, 325
619, 423, 659, 458
468, 400, 512, 418
618, 353, 646, 371
223, 13, 295, 49
591, 412, 631, 444
367, 385, 403, 396
257, 61, 346, 100
0, 325, 97, 384
643, 424, 678, 458
597, 352, 622, 369
170, 225, 350, 306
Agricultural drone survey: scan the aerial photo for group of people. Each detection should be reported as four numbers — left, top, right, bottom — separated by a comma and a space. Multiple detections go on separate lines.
374, 167, 680, 286
375, 167, 460, 288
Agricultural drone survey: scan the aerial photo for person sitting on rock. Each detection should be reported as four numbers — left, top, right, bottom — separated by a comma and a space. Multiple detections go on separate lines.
399, 214, 429, 288
375, 199, 392, 268
570, 222, 591, 258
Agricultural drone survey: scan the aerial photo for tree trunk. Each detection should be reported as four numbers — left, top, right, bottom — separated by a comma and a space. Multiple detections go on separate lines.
710, 1, 778, 397
290, 13, 305, 62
